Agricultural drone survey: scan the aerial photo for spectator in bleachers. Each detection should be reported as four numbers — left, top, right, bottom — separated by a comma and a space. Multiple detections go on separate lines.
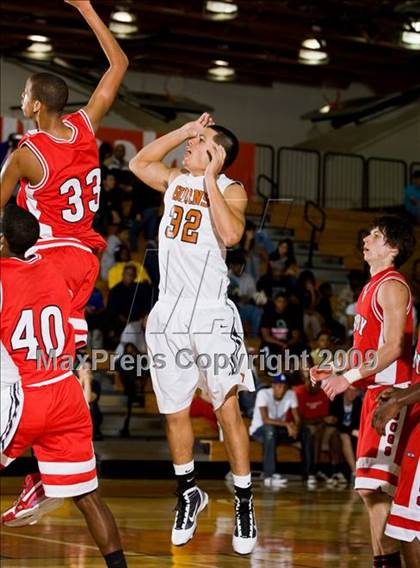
404, 169, 420, 223
259, 292, 303, 360
116, 314, 147, 359
85, 287, 106, 349
335, 270, 366, 339
94, 170, 123, 236
99, 141, 113, 166
296, 270, 322, 342
228, 250, 264, 337
316, 282, 346, 343
257, 259, 295, 299
104, 143, 129, 170
330, 388, 362, 481
129, 178, 162, 251
115, 342, 147, 437
269, 238, 299, 278
310, 331, 333, 366
101, 224, 129, 280
249, 374, 304, 487
239, 220, 272, 282
107, 244, 151, 289
106, 265, 152, 346
294, 367, 343, 484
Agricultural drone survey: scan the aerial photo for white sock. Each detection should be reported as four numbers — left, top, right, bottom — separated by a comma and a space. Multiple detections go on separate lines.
173, 460, 195, 476
232, 473, 251, 489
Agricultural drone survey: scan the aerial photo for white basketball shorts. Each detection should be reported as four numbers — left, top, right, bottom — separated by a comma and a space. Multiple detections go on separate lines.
146, 297, 255, 413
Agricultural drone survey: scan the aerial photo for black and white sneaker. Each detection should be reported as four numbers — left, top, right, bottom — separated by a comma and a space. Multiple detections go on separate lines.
171, 486, 208, 546
232, 494, 257, 554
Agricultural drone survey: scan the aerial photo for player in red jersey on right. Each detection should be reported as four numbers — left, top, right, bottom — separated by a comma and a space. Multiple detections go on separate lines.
372, 330, 420, 568
311, 216, 416, 568
0, 0, 128, 526
0, 205, 127, 568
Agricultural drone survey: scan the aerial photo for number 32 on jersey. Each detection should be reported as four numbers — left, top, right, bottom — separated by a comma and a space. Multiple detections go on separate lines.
165, 205, 202, 244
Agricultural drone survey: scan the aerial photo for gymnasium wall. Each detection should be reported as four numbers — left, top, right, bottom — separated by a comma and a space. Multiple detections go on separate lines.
1, 60, 417, 163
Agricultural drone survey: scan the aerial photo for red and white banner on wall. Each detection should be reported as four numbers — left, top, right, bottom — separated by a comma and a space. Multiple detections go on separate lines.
1, 117, 256, 197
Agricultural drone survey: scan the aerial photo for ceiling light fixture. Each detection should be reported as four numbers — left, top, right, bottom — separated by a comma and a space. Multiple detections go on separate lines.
109, 21, 139, 38
298, 38, 329, 65
213, 59, 229, 66
205, 1, 238, 21
111, 9, 137, 23
302, 38, 323, 50
27, 34, 49, 43
401, 20, 420, 48
208, 66, 236, 81
27, 42, 53, 53
319, 104, 331, 114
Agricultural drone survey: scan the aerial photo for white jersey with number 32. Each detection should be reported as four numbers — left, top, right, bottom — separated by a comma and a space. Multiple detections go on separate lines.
158, 172, 236, 303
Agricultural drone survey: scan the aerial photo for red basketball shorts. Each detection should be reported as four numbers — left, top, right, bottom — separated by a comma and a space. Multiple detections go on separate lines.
35, 244, 99, 348
385, 404, 420, 542
0, 375, 97, 498
355, 387, 408, 497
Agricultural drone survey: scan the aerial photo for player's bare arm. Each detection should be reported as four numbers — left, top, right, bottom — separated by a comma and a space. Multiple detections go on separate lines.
0, 147, 44, 209
205, 144, 247, 247
372, 384, 420, 435
65, 0, 128, 132
313, 280, 409, 400
129, 113, 214, 192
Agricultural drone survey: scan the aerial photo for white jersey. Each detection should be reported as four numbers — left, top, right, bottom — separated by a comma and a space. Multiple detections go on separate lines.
158, 172, 236, 303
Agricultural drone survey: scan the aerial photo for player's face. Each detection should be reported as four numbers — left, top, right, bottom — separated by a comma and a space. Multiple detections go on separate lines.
362, 227, 397, 266
21, 79, 36, 118
183, 128, 218, 174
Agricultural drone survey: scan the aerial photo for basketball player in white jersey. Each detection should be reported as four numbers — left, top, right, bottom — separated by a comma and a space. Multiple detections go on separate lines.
129, 113, 257, 554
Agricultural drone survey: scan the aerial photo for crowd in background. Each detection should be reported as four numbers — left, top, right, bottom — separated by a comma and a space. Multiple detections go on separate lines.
60, 141, 420, 484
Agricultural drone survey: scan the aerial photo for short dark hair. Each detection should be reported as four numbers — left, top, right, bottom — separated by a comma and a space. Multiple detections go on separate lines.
3, 204, 39, 255
370, 216, 416, 268
210, 125, 239, 170
29, 73, 69, 113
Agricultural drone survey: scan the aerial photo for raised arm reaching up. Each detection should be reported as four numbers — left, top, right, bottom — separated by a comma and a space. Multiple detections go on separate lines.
65, 0, 129, 131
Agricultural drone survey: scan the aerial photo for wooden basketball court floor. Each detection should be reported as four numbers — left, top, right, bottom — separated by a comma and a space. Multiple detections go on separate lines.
1, 477, 373, 567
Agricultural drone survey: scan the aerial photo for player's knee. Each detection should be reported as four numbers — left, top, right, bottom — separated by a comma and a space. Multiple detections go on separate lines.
357, 488, 376, 503
73, 489, 99, 510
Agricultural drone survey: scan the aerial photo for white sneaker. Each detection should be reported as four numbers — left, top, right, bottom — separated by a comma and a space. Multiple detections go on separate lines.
263, 474, 288, 488
171, 486, 208, 546
232, 494, 257, 555
330, 472, 348, 485
306, 475, 317, 488
315, 471, 330, 483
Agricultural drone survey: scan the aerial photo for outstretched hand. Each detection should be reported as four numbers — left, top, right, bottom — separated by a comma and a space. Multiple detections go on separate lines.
183, 113, 215, 139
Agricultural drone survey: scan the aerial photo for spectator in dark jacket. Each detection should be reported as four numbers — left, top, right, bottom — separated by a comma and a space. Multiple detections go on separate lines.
330, 388, 362, 479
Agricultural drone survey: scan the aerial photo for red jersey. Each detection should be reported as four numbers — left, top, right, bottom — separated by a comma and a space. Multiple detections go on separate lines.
0, 255, 76, 387
352, 267, 413, 389
412, 335, 420, 385
17, 110, 105, 252
294, 384, 330, 420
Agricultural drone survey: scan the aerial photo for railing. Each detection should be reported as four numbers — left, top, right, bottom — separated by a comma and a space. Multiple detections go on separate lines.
322, 152, 366, 209
257, 145, 414, 209
367, 157, 407, 208
277, 147, 321, 203
255, 144, 276, 200
304, 201, 326, 268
